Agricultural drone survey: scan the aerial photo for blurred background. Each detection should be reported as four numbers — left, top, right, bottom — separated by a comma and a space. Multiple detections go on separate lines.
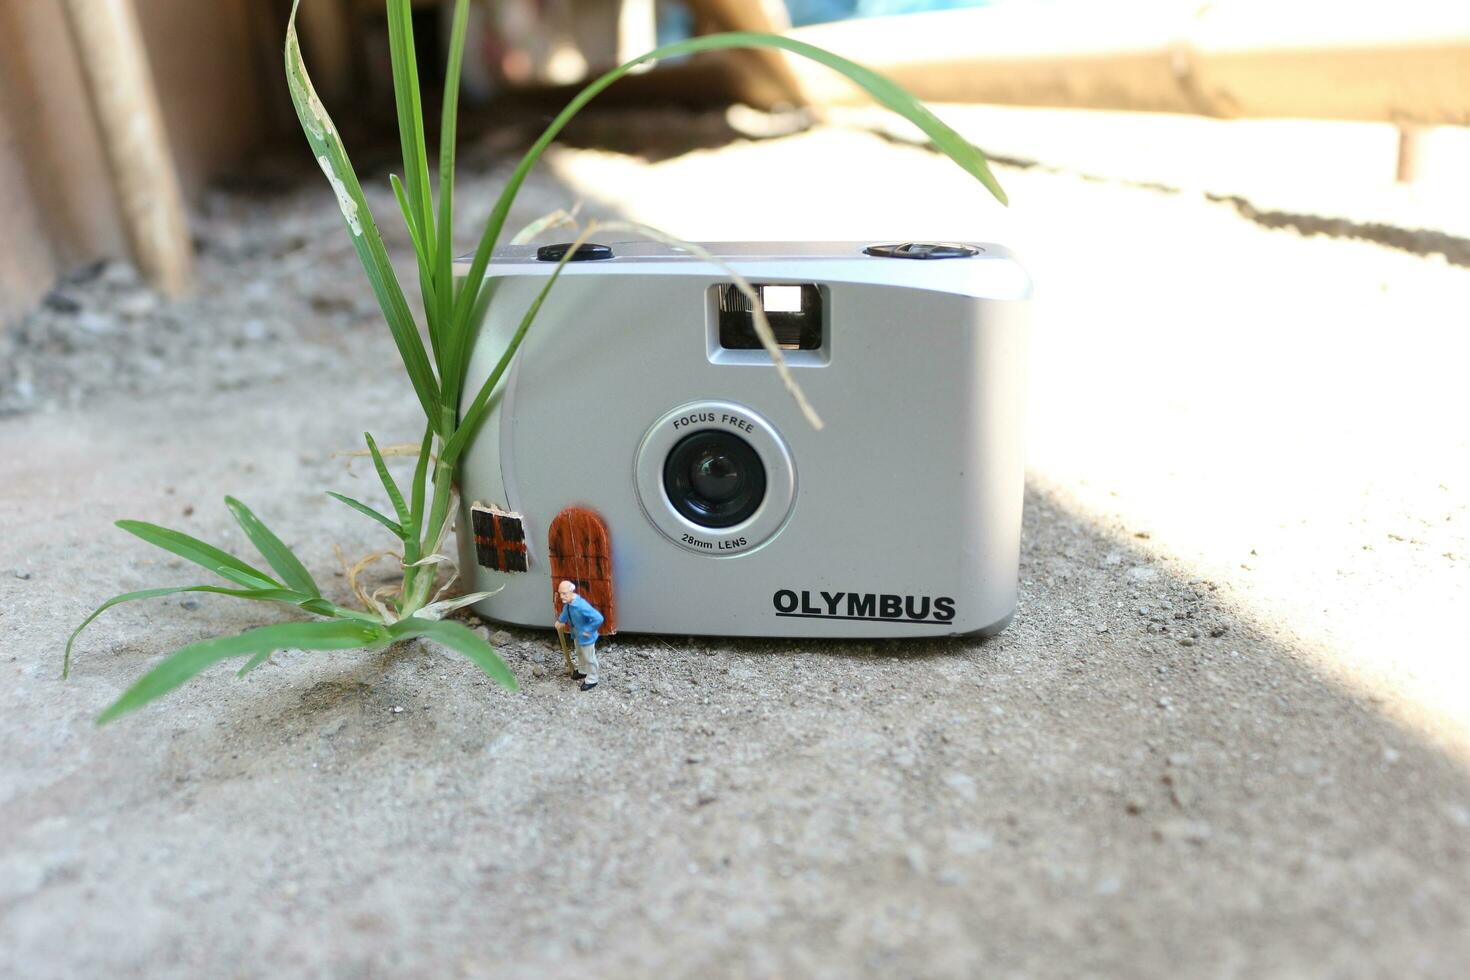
2, 0, 1468, 314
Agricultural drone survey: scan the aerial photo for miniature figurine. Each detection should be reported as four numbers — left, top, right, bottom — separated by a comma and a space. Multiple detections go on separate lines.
555, 580, 605, 691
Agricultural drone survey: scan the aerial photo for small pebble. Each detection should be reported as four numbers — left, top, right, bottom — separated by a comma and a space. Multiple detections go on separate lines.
180, 598, 201, 610
11, 570, 31, 580
943, 773, 979, 802
43, 290, 82, 314
115, 290, 159, 318
76, 311, 117, 335
1154, 818, 1212, 845
390, 705, 404, 714
1178, 636, 1196, 647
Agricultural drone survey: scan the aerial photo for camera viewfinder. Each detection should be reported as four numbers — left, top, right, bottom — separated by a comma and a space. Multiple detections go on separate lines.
716, 283, 823, 351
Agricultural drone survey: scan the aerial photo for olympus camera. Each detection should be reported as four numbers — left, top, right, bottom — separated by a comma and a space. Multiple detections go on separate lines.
454, 241, 1031, 638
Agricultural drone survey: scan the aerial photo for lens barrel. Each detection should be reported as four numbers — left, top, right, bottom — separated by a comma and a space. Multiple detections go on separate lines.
662, 431, 767, 528
635, 401, 796, 556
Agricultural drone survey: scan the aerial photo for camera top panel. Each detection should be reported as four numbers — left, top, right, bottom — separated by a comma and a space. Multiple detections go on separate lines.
454, 241, 1030, 301
471, 241, 996, 263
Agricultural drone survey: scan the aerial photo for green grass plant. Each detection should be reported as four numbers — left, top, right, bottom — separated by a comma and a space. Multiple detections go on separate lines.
63, 0, 1006, 723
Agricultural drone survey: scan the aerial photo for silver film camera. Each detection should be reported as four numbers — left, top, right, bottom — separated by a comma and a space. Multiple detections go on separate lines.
455, 241, 1031, 638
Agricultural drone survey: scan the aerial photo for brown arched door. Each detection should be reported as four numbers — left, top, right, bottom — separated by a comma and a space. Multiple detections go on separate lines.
547, 506, 616, 635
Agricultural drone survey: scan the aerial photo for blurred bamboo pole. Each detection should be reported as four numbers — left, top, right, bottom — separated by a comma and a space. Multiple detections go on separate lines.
616, 0, 658, 65
1396, 125, 1427, 183
61, 0, 193, 297
684, 0, 808, 107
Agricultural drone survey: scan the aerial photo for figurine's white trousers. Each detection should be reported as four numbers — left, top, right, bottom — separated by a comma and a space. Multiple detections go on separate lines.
575, 643, 600, 684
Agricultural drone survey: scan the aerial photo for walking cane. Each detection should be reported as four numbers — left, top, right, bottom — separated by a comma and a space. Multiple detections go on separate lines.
555, 613, 576, 677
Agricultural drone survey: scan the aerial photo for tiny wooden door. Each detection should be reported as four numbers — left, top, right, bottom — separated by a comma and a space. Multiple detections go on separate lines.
547, 506, 616, 635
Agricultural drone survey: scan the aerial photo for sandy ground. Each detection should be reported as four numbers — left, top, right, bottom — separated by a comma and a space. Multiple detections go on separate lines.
2, 106, 1469, 978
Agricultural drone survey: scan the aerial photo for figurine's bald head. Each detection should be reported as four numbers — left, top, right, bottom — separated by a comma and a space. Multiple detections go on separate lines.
557, 580, 577, 602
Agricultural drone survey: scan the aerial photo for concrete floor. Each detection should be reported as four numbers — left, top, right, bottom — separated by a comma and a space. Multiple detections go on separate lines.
2, 106, 1468, 978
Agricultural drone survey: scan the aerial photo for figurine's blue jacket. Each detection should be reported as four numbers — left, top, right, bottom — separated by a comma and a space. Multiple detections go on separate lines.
558, 595, 604, 646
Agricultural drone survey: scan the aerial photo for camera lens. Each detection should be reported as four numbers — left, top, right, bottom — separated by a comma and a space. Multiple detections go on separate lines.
636, 401, 796, 555
663, 430, 767, 528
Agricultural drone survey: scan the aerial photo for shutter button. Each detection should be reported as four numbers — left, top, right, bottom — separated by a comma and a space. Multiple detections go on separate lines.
536, 242, 614, 262
864, 242, 981, 259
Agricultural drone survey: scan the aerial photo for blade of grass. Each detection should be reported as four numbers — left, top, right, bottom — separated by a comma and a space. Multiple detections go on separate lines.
388, 617, 517, 691
285, 0, 440, 427
432, 0, 471, 367
318, 604, 386, 624
386, 0, 435, 263
326, 491, 405, 538
236, 649, 274, 677
64, 584, 340, 679
444, 277, 497, 414
364, 432, 411, 528
97, 620, 389, 725
390, 172, 440, 363
389, 173, 424, 251
443, 225, 594, 463
223, 497, 321, 597
406, 423, 434, 556
442, 30, 1008, 400
116, 520, 279, 590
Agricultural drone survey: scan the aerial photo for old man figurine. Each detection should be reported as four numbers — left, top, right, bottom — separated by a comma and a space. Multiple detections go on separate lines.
556, 580, 605, 691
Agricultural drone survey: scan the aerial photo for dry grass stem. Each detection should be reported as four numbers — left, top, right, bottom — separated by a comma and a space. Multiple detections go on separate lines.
594, 219, 825, 430
510, 202, 584, 244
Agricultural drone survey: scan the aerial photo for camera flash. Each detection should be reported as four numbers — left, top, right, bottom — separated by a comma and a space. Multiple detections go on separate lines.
760, 285, 802, 313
